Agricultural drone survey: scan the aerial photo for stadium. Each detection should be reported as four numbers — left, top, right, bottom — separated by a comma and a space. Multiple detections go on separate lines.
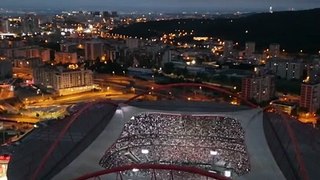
3, 83, 320, 180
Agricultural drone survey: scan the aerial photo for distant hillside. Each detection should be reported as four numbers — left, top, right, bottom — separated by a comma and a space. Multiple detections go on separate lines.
112, 8, 320, 53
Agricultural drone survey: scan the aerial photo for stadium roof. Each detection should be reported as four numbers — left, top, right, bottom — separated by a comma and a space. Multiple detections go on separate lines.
5, 100, 320, 180
54, 101, 284, 180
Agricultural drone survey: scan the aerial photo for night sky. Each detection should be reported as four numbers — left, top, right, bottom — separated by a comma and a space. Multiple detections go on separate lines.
1, 0, 320, 12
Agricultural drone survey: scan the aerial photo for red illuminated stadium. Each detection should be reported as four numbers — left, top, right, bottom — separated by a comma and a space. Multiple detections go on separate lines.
3, 83, 319, 180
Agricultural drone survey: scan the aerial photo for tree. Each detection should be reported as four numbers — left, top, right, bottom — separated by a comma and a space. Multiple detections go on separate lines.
175, 67, 188, 77
163, 62, 175, 74
196, 72, 209, 81
298, 107, 308, 114
316, 108, 320, 116
316, 120, 320, 129
95, 57, 101, 63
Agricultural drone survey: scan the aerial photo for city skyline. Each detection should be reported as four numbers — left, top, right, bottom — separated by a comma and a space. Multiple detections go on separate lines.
0, 3, 320, 180
1, 0, 320, 12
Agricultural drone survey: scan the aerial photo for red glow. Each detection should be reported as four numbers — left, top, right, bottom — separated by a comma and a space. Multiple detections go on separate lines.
0, 155, 11, 161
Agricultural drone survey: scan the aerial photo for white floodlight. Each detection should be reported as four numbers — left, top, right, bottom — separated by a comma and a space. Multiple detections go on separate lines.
141, 149, 149, 154
210, 150, 218, 156
224, 170, 231, 177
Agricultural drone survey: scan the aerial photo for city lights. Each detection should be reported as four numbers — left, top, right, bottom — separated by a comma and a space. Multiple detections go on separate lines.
0, 5, 319, 180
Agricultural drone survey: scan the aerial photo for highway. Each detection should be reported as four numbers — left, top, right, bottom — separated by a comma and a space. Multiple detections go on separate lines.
0, 115, 39, 124
0, 74, 173, 124
0, 89, 134, 124
28, 89, 135, 107
94, 74, 158, 90
0, 85, 14, 100
12, 67, 33, 80
0, 74, 233, 124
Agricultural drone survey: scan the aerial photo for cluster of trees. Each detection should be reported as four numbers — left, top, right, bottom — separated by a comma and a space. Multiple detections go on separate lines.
113, 9, 320, 53
162, 62, 241, 86
87, 58, 126, 74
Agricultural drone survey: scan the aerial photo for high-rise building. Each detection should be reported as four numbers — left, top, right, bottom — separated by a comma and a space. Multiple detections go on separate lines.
15, 47, 40, 58
40, 49, 50, 62
22, 14, 40, 34
6, 17, 22, 33
92, 11, 101, 17
104, 48, 117, 62
3, 46, 50, 61
85, 41, 104, 61
60, 42, 78, 53
33, 65, 55, 88
111, 11, 118, 17
102, 11, 110, 18
0, 17, 9, 33
161, 48, 181, 66
126, 38, 140, 49
13, 57, 43, 69
306, 63, 320, 83
266, 58, 304, 80
245, 42, 255, 57
0, 39, 26, 48
269, 43, 280, 58
300, 82, 320, 113
55, 52, 78, 64
33, 65, 94, 95
223, 40, 233, 57
53, 67, 93, 91
241, 75, 275, 103
0, 59, 13, 80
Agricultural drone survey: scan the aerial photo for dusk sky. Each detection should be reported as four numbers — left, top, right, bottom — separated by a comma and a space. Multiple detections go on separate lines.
1, 0, 320, 12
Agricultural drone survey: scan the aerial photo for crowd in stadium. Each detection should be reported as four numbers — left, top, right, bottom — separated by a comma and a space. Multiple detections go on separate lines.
122, 169, 212, 180
100, 113, 250, 176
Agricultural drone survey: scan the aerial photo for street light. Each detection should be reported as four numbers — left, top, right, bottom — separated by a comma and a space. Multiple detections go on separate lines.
131, 87, 135, 93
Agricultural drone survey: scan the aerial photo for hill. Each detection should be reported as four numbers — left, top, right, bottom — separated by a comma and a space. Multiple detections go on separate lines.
112, 8, 320, 53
